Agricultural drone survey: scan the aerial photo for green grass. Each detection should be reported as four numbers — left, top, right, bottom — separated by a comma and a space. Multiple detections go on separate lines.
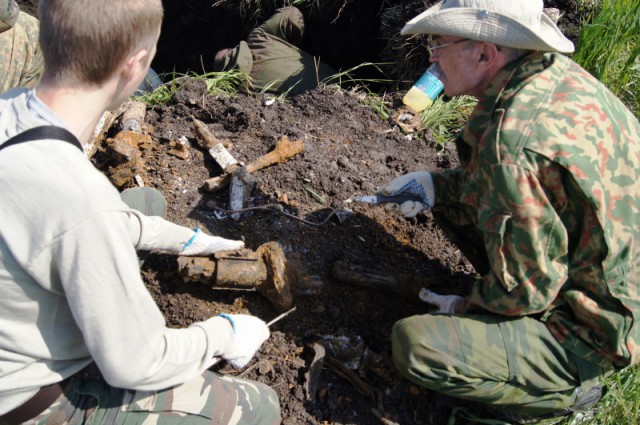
132, 70, 250, 105
360, 90, 392, 120
419, 95, 476, 147
572, 0, 640, 116
569, 365, 640, 425
322, 62, 392, 87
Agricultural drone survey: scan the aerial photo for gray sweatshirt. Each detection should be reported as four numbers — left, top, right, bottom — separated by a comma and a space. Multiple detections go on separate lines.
0, 88, 233, 413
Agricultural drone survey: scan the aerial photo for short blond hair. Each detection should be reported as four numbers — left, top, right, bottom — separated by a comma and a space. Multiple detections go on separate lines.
38, 0, 163, 85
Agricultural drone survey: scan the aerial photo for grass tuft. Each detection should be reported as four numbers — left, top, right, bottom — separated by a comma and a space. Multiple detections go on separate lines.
574, 365, 640, 425
572, 0, 640, 116
419, 96, 476, 147
132, 70, 250, 105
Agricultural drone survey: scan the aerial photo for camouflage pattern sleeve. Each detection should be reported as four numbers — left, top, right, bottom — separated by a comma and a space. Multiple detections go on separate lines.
0, 12, 44, 92
0, 0, 19, 34
461, 159, 571, 315
431, 168, 463, 206
447, 52, 640, 368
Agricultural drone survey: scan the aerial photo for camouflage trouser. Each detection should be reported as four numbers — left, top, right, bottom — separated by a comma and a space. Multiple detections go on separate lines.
390, 207, 613, 419
0, 11, 43, 93
391, 313, 611, 419
28, 370, 281, 425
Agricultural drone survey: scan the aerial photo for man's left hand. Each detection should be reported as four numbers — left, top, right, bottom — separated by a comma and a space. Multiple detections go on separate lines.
180, 229, 244, 256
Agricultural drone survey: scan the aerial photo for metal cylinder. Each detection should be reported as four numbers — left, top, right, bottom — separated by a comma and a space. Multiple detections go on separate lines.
175, 242, 294, 312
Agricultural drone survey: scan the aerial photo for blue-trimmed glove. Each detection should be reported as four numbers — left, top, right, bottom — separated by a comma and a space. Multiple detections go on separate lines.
218, 314, 270, 370
419, 288, 463, 314
180, 229, 244, 256
381, 171, 435, 218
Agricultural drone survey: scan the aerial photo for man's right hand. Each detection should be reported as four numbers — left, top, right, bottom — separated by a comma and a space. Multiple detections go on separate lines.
218, 314, 270, 370
380, 171, 435, 217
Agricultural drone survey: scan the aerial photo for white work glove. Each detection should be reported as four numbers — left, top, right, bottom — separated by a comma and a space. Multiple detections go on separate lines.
218, 314, 270, 370
180, 228, 244, 256
381, 171, 435, 218
419, 288, 463, 314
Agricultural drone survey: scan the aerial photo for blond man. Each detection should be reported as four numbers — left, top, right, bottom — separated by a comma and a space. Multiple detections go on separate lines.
0, 1, 280, 423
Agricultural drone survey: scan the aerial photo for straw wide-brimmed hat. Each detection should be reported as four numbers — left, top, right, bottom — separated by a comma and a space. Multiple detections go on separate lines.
401, 0, 574, 53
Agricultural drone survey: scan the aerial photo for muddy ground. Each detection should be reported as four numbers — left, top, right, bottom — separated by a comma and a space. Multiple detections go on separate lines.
17, 1, 589, 424
98, 81, 476, 425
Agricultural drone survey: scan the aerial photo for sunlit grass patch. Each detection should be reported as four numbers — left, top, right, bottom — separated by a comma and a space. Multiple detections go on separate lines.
322, 62, 392, 87
132, 70, 250, 105
572, 0, 640, 116
419, 95, 476, 147
574, 365, 640, 425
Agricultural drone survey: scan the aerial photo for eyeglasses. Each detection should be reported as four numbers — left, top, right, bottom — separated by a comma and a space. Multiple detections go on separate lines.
426, 37, 470, 56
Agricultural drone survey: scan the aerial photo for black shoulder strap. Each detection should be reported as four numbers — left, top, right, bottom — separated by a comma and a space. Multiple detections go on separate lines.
0, 126, 83, 152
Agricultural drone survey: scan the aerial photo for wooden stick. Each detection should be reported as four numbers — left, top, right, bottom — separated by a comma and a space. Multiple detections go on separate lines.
266, 306, 297, 327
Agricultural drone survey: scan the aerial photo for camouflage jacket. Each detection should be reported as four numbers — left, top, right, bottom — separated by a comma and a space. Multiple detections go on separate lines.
431, 52, 640, 368
0, 0, 18, 34
0, 0, 43, 93
234, 6, 335, 95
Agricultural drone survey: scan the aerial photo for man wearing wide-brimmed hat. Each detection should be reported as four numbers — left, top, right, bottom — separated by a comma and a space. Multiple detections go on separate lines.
380, 0, 640, 422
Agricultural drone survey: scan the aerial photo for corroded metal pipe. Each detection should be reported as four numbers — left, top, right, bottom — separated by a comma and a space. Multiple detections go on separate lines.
177, 242, 293, 312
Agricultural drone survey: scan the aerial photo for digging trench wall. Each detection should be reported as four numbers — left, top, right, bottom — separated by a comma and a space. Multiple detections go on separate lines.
16, 0, 417, 87
17, 0, 585, 91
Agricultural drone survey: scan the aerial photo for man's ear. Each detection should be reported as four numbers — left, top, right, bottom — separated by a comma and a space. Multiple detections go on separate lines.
478, 43, 500, 65
121, 48, 151, 83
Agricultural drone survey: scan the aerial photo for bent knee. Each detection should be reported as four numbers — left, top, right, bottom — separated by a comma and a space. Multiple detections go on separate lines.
391, 314, 458, 380
391, 316, 425, 372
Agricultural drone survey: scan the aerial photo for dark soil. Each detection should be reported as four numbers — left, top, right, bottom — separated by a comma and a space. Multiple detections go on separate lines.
16, 1, 589, 424
110, 80, 476, 425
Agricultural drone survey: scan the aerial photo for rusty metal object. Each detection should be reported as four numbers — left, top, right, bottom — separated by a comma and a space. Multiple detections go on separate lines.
105, 131, 153, 188
204, 135, 304, 192
331, 260, 440, 299
94, 101, 156, 188
177, 242, 293, 312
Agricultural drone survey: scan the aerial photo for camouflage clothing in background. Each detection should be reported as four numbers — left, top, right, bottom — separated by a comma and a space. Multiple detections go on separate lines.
0, 0, 19, 33
430, 52, 640, 369
0, 0, 43, 93
224, 6, 336, 96
29, 371, 281, 425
